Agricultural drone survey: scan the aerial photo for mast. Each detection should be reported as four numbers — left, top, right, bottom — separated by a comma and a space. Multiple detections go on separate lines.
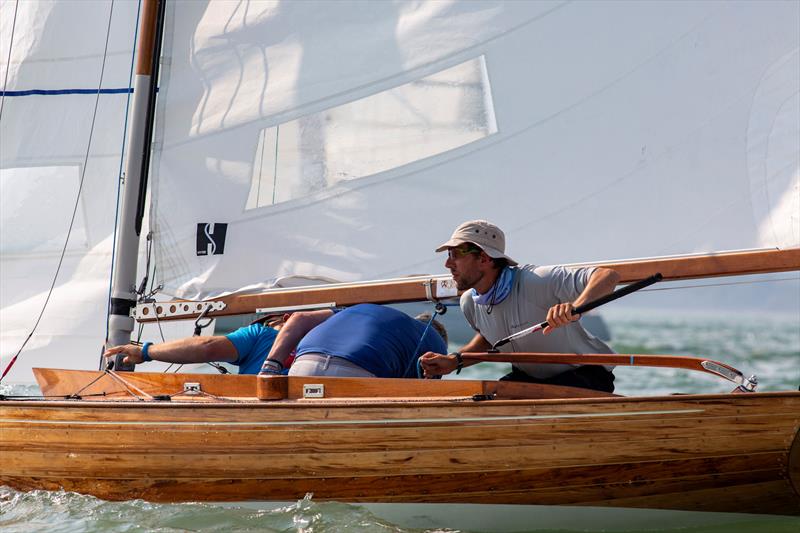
107, 0, 165, 370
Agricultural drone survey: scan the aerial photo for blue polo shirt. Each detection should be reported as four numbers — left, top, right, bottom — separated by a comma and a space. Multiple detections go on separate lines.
295, 304, 447, 378
225, 323, 279, 374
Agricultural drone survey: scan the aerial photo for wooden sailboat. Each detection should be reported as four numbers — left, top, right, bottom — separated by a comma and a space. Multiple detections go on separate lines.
2, 249, 799, 515
2, 0, 799, 519
2, 366, 799, 514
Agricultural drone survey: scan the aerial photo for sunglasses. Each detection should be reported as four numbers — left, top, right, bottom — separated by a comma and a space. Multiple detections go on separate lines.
447, 246, 481, 260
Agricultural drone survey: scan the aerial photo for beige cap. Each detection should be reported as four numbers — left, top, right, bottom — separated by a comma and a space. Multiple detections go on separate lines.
435, 219, 518, 266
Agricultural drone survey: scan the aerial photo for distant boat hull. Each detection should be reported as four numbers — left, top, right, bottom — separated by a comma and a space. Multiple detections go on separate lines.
1, 371, 798, 515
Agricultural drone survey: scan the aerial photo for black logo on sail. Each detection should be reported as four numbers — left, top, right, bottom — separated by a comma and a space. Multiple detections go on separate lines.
196, 223, 228, 256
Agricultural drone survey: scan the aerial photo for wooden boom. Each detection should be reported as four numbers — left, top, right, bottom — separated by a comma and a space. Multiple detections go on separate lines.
136, 247, 799, 322
596, 247, 800, 282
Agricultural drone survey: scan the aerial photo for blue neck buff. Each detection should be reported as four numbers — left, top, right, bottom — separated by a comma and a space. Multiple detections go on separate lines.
472, 266, 516, 306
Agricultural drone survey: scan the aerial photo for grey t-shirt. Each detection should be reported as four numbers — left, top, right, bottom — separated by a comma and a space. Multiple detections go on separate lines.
461, 264, 614, 379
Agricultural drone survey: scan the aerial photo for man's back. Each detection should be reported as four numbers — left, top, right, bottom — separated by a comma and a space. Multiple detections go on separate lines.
297, 304, 447, 378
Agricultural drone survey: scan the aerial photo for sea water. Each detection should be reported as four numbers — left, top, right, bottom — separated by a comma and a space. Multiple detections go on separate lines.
1, 311, 798, 532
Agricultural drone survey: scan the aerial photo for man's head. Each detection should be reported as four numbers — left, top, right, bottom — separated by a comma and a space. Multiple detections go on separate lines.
436, 220, 516, 291
414, 313, 448, 345
252, 313, 290, 329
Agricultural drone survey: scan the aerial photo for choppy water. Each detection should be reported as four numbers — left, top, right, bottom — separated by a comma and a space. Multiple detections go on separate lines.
1, 311, 798, 532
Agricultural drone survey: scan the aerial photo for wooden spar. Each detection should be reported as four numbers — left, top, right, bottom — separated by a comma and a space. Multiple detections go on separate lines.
135, 0, 160, 76
461, 353, 754, 389
135, 275, 460, 322
595, 247, 800, 281
135, 247, 800, 322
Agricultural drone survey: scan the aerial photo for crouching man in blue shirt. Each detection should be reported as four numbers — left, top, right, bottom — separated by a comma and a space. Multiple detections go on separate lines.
103, 315, 286, 374
259, 303, 447, 378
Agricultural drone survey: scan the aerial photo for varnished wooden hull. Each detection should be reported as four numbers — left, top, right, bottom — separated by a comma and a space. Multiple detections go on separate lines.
1, 373, 799, 515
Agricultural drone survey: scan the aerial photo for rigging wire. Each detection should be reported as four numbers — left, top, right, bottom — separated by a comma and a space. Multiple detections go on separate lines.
0, 0, 20, 123
1, 0, 118, 383
139, 301, 166, 344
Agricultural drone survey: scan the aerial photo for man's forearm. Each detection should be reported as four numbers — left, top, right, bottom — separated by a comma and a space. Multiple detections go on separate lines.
573, 268, 620, 308
148, 336, 237, 364
265, 310, 334, 366
265, 333, 303, 366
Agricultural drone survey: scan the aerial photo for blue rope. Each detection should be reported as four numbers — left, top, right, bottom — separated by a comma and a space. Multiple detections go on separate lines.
103, 0, 142, 352
403, 308, 441, 379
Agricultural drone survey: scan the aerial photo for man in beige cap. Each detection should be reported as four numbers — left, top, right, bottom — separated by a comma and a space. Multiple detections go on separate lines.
419, 219, 620, 392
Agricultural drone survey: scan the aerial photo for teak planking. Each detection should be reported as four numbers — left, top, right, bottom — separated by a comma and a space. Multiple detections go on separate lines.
137, 248, 800, 322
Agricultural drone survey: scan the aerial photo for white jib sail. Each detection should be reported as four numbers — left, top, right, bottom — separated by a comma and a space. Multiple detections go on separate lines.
0, 0, 141, 382
2, 1, 798, 381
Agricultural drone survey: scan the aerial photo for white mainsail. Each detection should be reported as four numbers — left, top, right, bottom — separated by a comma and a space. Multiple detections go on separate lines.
2, 1, 798, 382
148, 0, 799, 301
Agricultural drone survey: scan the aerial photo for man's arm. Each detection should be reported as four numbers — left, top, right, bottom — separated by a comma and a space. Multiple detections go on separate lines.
419, 331, 491, 378
103, 336, 238, 366
262, 310, 334, 370
543, 267, 620, 334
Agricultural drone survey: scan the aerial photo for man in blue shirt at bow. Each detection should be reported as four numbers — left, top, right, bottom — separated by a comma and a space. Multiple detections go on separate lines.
103, 314, 285, 374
